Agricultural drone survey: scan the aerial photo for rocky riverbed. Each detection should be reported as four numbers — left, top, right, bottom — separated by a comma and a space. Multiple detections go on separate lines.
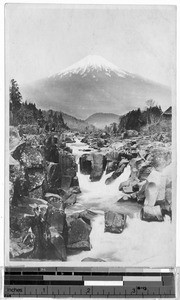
9, 126, 174, 265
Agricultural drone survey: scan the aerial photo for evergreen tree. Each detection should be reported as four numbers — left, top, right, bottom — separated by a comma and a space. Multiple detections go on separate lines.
10, 79, 22, 124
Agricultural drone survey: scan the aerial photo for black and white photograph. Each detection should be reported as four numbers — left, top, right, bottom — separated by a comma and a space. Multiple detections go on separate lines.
6, 4, 176, 266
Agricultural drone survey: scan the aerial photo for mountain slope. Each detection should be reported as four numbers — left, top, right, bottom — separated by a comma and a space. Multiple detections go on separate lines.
62, 112, 95, 132
86, 112, 120, 129
22, 55, 171, 120
42, 109, 94, 132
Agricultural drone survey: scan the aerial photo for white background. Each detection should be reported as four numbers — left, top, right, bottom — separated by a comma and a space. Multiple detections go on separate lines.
0, 0, 179, 293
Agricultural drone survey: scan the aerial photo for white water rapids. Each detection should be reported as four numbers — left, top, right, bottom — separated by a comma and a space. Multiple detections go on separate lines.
65, 139, 175, 267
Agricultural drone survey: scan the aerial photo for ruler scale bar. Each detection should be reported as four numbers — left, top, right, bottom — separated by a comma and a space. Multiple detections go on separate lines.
4, 268, 175, 298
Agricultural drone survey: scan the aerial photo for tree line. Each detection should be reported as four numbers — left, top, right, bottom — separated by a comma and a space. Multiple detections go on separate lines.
118, 102, 162, 132
9, 79, 68, 130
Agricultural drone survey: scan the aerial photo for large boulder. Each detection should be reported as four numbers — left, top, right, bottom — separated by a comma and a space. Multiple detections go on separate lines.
27, 169, 45, 191
67, 218, 92, 251
104, 211, 126, 233
44, 162, 62, 192
80, 153, 106, 181
79, 154, 92, 175
11, 168, 29, 206
10, 200, 68, 261
90, 153, 106, 182
59, 152, 77, 177
20, 146, 44, 168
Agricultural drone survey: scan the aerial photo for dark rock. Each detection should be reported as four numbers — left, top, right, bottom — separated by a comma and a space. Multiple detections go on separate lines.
63, 146, 73, 153
136, 180, 147, 202
67, 210, 97, 227
65, 137, 75, 143
45, 193, 64, 210
67, 186, 81, 195
46, 205, 66, 235
71, 176, 79, 187
80, 153, 106, 181
46, 144, 59, 163
119, 178, 139, 193
27, 169, 45, 191
96, 138, 105, 148
104, 211, 126, 233
10, 238, 34, 259
81, 257, 105, 262
29, 186, 43, 199
105, 164, 126, 185
64, 194, 77, 206
117, 193, 137, 202
80, 154, 92, 175
45, 205, 68, 260
45, 162, 62, 191
61, 175, 72, 190
138, 163, 153, 181
81, 136, 89, 144
140, 205, 164, 222
105, 150, 119, 162
106, 161, 118, 174
67, 218, 92, 251
11, 142, 26, 161
90, 153, 106, 182
59, 152, 77, 177
12, 170, 29, 206
20, 146, 44, 168
49, 233, 67, 261
10, 197, 68, 260
118, 158, 129, 167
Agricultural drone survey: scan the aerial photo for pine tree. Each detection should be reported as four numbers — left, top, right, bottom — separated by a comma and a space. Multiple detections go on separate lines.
10, 79, 22, 114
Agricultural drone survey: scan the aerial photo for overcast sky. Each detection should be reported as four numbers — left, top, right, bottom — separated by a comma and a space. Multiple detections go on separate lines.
6, 4, 176, 87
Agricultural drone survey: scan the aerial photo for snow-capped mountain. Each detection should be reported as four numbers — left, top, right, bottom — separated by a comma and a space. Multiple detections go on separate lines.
53, 55, 129, 79
22, 55, 171, 120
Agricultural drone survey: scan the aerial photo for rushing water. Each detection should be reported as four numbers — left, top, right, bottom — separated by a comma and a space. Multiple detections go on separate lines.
66, 139, 174, 266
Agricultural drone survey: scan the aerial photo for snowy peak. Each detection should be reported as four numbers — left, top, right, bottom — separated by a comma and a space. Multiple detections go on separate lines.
54, 55, 129, 78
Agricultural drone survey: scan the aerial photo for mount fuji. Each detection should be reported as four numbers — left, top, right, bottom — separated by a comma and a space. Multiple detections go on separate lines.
21, 55, 171, 120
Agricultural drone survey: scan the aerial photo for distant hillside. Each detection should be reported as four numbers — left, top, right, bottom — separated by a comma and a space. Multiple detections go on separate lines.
62, 112, 95, 132
43, 110, 94, 132
86, 113, 120, 129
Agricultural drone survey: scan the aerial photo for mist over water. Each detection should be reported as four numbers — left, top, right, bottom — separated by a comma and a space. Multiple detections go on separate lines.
66, 139, 174, 266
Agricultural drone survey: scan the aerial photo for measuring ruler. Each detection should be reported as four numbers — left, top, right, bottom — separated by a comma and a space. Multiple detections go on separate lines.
4, 267, 176, 298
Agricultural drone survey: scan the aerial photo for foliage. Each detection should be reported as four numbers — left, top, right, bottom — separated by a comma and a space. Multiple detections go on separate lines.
9, 79, 68, 130
119, 103, 162, 132
9, 79, 22, 124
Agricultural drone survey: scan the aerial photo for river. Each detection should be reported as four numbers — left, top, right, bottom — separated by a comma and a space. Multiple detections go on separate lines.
65, 139, 174, 267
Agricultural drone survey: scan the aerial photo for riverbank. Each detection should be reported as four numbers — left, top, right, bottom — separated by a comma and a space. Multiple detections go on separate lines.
9, 127, 174, 266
